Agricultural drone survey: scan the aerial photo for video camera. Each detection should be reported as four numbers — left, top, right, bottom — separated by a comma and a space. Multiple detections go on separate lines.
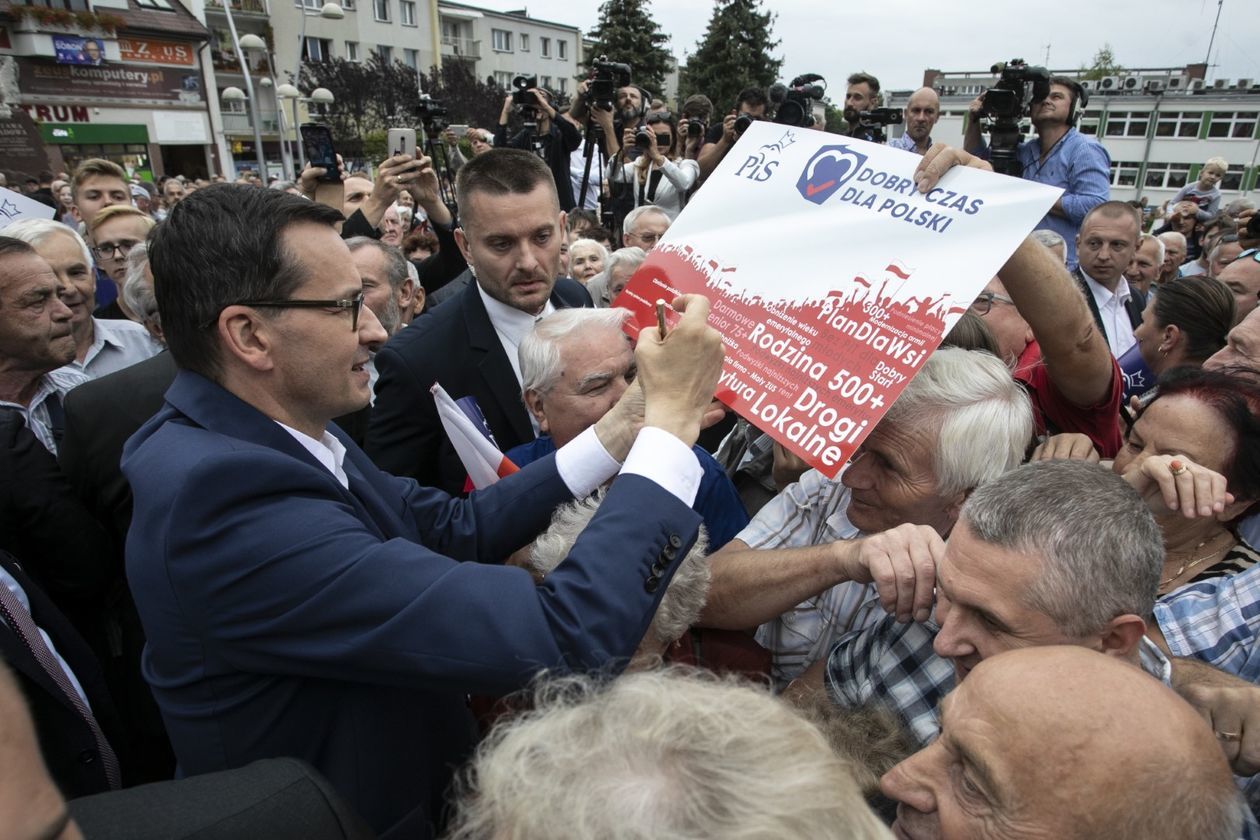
773, 73, 827, 128
588, 56, 632, 113
416, 95, 449, 133
979, 58, 1051, 176
853, 108, 902, 144
512, 75, 539, 108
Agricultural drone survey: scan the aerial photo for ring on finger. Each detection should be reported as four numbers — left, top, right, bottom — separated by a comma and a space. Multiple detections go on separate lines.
1170, 459, 1188, 477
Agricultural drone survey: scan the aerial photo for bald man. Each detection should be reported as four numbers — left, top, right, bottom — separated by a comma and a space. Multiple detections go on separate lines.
881, 646, 1243, 840
889, 88, 940, 155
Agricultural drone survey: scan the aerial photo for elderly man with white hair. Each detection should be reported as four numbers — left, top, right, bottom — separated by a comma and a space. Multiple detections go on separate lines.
701, 348, 1036, 687
621, 204, 670, 252
445, 668, 892, 840
1158, 230, 1189, 285
585, 246, 646, 308
2, 218, 159, 379
507, 307, 748, 549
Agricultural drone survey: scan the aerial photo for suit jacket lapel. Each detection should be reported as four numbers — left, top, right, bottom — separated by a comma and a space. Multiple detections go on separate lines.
460, 281, 534, 444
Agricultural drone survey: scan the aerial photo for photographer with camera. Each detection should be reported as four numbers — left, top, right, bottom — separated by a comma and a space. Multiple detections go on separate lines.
497, 79, 583, 211
606, 111, 699, 222
964, 70, 1110, 270
697, 87, 770, 181
677, 95, 713, 162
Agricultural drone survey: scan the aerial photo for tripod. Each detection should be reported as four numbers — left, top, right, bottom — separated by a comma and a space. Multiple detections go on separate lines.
421, 125, 457, 216
576, 114, 608, 215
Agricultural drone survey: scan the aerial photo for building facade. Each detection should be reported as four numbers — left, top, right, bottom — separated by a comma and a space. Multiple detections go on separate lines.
887, 64, 1260, 206
1, 0, 213, 179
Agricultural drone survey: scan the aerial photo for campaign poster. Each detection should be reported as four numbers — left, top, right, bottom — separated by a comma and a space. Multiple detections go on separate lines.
54, 36, 106, 66
0, 187, 57, 225
615, 122, 1060, 478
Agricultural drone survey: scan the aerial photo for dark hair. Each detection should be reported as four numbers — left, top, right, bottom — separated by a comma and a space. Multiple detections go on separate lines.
1143, 366, 1260, 503
942, 311, 1000, 357
1152, 276, 1236, 364
454, 148, 557, 229
566, 208, 600, 234
681, 94, 713, 121
846, 72, 881, 95
645, 111, 678, 158
0, 235, 36, 261
584, 227, 613, 247
402, 229, 439, 257
736, 87, 768, 109
148, 184, 344, 381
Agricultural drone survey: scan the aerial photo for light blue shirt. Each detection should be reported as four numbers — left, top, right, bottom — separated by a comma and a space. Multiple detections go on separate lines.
61, 317, 162, 381
888, 132, 931, 154
1014, 128, 1111, 270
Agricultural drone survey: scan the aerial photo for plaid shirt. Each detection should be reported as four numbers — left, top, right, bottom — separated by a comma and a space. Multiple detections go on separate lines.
825, 615, 1260, 835
1155, 561, 1260, 683
736, 468, 882, 687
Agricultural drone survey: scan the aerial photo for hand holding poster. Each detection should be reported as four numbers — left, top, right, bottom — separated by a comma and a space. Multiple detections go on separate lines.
615, 123, 1060, 478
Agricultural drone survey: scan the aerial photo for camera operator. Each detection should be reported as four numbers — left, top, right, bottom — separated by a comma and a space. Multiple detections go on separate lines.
888, 87, 940, 155
697, 87, 770, 181
843, 71, 882, 140
496, 83, 583, 210
606, 111, 699, 222
564, 78, 625, 213
963, 75, 1110, 270
678, 95, 713, 162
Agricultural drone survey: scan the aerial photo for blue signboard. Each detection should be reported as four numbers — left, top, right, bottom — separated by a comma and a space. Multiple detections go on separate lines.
53, 36, 106, 66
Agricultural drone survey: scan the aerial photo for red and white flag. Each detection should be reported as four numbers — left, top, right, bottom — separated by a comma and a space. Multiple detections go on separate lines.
430, 383, 519, 490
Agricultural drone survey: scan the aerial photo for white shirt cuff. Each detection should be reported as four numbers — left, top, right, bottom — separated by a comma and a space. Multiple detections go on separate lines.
620, 426, 702, 508
555, 425, 621, 497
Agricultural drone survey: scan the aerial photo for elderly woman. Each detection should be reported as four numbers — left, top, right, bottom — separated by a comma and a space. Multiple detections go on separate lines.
567, 238, 607, 284
1, 218, 159, 379
585, 246, 645, 308
1037, 366, 1259, 595
1120, 275, 1235, 400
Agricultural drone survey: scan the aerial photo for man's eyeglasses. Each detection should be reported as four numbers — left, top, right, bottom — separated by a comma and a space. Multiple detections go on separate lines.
628, 231, 662, 246
92, 239, 141, 260
970, 291, 1016, 316
1239, 248, 1260, 265
209, 292, 365, 330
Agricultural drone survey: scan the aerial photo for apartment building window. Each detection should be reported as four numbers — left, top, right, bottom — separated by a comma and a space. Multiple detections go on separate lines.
1221, 164, 1246, 191
399, 0, 415, 25
373, 0, 389, 22
558, 39, 566, 59
1208, 111, 1258, 139
404, 48, 418, 69
303, 37, 333, 62
1154, 111, 1202, 138
135, 0, 175, 9
345, 41, 360, 61
541, 76, 551, 88
558, 77, 567, 93
520, 34, 529, 51
1109, 160, 1141, 187
540, 36, 550, 57
492, 29, 512, 52
494, 70, 512, 87
1143, 162, 1193, 190
1077, 109, 1102, 135
377, 44, 393, 63
1103, 111, 1149, 138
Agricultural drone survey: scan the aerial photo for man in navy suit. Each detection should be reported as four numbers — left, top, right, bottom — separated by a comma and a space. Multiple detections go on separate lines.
367, 149, 593, 494
124, 181, 725, 838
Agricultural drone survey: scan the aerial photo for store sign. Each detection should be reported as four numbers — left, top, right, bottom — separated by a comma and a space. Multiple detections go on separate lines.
19, 103, 92, 123
0, 110, 52, 177
118, 37, 197, 67
53, 36, 106, 66
16, 57, 203, 104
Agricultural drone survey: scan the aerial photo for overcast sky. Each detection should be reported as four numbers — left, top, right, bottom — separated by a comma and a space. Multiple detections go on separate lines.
480, 0, 1260, 94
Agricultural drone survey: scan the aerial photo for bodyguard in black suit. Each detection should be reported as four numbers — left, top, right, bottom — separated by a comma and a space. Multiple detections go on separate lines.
367, 149, 593, 494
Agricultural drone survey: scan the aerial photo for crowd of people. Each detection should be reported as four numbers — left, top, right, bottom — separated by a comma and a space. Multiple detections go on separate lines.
3, 63, 1260, 840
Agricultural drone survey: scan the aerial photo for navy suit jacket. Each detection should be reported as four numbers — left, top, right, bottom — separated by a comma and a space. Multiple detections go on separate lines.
123, 371, 700, 838
366, 277, 592, 493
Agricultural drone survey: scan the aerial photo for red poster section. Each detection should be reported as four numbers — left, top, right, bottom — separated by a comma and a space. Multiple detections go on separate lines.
618, 244, 960, 479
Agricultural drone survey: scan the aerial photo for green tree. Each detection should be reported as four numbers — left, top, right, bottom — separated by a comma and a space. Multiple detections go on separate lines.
678, 0, 781, 112
582, 0, 673, 98
1079, 44, 1124, 81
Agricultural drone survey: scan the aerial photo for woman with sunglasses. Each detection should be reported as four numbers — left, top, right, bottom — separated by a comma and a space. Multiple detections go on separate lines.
1035, 366, 1260, 596
607, 112, 699, 222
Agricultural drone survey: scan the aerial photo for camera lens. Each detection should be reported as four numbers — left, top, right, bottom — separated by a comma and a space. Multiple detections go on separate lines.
687, 121, 703, 138
734, 114, 753, 136
634, 128, 653, 150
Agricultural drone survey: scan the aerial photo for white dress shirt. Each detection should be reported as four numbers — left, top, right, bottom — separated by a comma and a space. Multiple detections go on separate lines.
477, 283, 555, 434
1080, 270, 1137, 358
61, 317, 163, 380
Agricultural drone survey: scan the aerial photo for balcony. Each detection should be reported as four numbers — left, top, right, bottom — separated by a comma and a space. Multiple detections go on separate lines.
206, 0, 270, 17
210, 47, 271, 75
222, 110, 282, 134
440, 35, 479, 60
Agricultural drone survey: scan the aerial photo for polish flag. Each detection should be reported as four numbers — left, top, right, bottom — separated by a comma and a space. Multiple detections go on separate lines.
884, 262, 912, 280
431, 383, 519, 491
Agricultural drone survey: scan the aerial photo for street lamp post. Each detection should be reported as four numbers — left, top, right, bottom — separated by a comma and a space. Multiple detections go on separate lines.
287, 2, 343, 173
220, 1, 268, 179
281, 85, 335, 170
256, 75, 295, 181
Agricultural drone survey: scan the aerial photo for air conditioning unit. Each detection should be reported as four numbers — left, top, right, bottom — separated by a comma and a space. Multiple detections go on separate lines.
1078, 79, 1098, 92
1235, 78, 1254, 89
1166, 75, 1188, 90
1213, 78, 1229, 89
1099, 76, 1121, 91
1190, 79, 1206, 91
1144, 79, 1166, 93
1121, 76, 1140, 91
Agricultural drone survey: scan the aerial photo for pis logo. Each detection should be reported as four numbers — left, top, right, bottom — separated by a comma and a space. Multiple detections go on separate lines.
796, 145, 868, 205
